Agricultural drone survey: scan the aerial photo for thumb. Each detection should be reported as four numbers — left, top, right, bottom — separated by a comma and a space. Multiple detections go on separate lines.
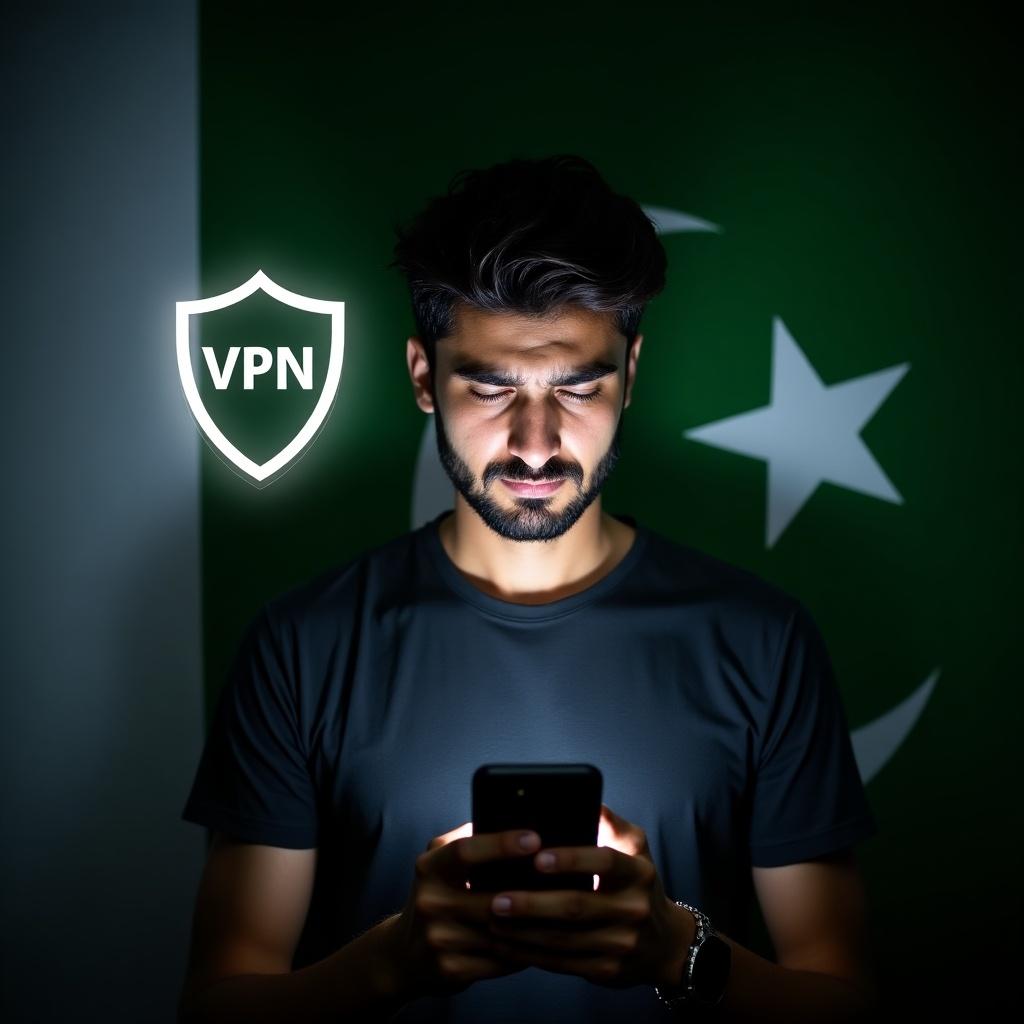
600, 803, 646, 856
426, 820, 472, 852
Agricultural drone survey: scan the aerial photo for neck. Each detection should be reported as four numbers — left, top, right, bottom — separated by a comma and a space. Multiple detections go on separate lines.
437, 497, 636, 605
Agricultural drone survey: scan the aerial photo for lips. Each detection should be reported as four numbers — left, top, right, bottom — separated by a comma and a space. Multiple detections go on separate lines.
501, 478, 565, 496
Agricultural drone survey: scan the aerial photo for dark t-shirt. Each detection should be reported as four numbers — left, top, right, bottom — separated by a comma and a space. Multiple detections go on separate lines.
181, 510, 877, 1022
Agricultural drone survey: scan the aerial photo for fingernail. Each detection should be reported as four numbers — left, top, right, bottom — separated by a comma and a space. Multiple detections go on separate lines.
519, 832, 539, 850
493, 896, 512, 915
536, 852, 556, 870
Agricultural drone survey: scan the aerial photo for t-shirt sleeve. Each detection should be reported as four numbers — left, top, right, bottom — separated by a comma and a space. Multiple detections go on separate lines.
749, 600, 878, 867
180, 602, 319, 849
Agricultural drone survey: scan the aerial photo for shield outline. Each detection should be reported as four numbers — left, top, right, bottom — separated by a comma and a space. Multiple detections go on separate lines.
176, 269, 344, 486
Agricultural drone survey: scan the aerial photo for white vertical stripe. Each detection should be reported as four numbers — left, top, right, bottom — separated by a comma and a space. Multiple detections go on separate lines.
1, 2, 202, 1020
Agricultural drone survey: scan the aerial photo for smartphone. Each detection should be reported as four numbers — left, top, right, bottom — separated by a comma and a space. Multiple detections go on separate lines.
468, 763, 603, 892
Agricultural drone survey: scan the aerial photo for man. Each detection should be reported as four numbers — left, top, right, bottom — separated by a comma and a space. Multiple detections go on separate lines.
178, 155, 879, 1022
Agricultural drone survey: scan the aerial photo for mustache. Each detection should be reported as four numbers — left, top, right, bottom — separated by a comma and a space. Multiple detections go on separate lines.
484, 460, 584, 487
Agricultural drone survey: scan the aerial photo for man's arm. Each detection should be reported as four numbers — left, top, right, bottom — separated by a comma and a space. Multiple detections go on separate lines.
177, 832, 408, 1024
670, 847, 876, 1022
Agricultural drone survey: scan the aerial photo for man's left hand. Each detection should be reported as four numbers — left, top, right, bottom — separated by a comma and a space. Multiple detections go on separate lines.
485, 803, 696, 988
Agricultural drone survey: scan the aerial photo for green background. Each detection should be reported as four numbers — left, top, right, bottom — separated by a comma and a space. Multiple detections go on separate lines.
198, 1, 1021, 1013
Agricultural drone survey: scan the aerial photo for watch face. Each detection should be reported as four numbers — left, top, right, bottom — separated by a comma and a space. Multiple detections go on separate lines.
692, 935, 731, 1005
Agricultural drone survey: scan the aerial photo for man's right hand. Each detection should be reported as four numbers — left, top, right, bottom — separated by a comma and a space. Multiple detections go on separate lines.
383, 821, 542, 1000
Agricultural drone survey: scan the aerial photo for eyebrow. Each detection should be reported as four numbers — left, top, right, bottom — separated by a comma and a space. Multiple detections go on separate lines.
452, 359, 619, 388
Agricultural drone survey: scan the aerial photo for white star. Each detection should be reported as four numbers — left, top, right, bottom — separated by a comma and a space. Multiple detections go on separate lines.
683, 317, 909, 548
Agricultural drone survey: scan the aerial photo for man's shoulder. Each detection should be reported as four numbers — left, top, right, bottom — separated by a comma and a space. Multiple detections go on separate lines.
637, 520, 800, 626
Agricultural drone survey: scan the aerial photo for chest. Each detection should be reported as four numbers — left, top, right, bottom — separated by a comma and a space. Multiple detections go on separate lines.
312, 605, 759, 859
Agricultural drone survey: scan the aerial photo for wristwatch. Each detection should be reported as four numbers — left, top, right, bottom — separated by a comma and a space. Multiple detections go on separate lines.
655, 901, 732, 1012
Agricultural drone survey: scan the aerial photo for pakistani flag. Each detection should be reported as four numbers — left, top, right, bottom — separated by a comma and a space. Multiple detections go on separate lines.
193, 2, 1019, 1015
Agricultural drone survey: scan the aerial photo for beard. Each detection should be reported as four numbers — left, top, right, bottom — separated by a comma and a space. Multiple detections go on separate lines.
432, 400, 624, 542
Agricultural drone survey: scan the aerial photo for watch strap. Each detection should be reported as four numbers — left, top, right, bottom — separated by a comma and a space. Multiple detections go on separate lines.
655, 901, 707, 1009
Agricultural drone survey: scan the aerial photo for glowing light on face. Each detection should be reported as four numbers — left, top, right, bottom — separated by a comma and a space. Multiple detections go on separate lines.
431, 387, 625, 542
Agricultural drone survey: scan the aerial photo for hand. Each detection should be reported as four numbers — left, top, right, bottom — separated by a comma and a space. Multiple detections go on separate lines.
386, 820, 541, 999
483, 804, 696, 989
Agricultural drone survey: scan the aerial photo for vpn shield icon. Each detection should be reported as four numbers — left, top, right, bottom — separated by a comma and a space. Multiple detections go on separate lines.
176, 270, 344, 487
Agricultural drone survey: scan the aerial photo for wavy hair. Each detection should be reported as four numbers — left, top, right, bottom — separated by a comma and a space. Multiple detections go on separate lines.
388, 154, 667, 368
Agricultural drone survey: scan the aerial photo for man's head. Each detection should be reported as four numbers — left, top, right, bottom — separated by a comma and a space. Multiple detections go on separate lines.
389, 155, 667, 541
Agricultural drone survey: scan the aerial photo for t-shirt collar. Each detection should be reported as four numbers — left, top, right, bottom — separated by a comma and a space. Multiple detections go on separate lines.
422, 509, 649, 622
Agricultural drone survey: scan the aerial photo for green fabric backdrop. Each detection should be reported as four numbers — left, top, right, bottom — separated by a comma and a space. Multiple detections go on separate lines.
195, 1, 1021, 1013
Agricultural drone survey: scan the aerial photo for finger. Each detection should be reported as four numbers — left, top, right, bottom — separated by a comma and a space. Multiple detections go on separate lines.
533, 845, 654, 891
419, 918, 530, 987
416, 883, 513, 926
423, 917, 517, 955
488, 941, 621, 985
488, 888, 649, 925
433, 951, 527, 988
488, 920, 638, 957
424, 828, 541, 886
426, 821, 472, 852
599, 804, 648, 857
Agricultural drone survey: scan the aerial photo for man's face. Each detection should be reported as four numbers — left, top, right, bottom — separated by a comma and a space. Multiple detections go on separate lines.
420, 302, 640, 542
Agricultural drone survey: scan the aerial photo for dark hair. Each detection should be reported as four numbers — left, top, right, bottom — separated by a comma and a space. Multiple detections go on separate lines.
388, 154, 667, 368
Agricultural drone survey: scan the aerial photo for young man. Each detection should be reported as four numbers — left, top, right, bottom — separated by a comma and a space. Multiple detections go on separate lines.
179, 155, 879, 1022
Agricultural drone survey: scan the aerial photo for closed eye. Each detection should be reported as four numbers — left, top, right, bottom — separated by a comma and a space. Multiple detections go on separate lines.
469, 389, 601, 405
562, 389, 601, 404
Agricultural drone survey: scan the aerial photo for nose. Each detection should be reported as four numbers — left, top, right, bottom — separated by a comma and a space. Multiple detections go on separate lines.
506, 394, 561, 471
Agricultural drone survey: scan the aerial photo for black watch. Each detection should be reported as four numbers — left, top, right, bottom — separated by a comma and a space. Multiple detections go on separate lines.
655, 901, 732, 1011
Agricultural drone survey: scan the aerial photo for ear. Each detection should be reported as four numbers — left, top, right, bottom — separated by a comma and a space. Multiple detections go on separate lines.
623, 334, 643, 409
406, 336, 435, 414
